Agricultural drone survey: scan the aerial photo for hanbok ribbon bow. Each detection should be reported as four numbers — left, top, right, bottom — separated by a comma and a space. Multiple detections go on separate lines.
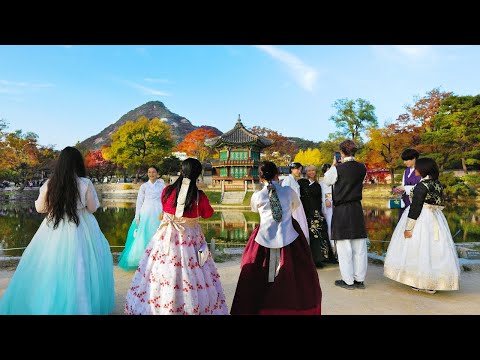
158, 213, 187, 254
424, 203, 445, 241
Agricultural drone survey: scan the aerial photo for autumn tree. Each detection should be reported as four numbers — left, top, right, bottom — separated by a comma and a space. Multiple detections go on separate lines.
329, 98, 378, 142
294, 148, 322, 168
176, 128, 218, 162
365, 123, 414, 183
396, 88, 453, 158
102, 116, 174, 179
249, 126, 299, 165
422, 95, 480, 173
85, 148, 116, 182
0, 130, 41, 189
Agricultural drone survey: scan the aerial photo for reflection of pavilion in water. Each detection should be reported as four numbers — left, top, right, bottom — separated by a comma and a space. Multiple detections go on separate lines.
201, 211, 257, 242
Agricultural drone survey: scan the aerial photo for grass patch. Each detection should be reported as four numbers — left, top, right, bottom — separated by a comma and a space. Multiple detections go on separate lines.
204, 191, 222, 204
243, 211, 260, 222
242, 191, 253, 206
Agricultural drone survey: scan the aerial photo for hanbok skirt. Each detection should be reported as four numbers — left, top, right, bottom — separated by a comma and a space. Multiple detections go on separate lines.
0, 209, 115, 315
384, 204, 461, 291
124, 213, 228, 315
292, 202, 310, 244
118, 200, 162, 271
230, 218, 322, 315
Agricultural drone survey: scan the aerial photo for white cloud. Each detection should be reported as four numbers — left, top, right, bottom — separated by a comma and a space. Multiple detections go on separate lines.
144, 78, 171, 84
125, 81, 170, 96
254, 45, 318, 92
0, 80, 54, 88
370, 45, 470, 64
0, 80, 54, 98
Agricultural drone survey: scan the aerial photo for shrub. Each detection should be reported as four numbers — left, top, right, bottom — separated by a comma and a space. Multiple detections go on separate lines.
462, 173, 480, 187
439, 172, 476, 199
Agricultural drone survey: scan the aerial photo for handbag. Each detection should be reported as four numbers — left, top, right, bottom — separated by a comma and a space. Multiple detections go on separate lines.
387, 198, 405, 209
197, 242, 209, 267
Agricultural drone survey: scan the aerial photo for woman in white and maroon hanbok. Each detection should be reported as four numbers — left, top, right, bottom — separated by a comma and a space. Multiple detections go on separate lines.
125, 158, 228, 315
231, 161, 322, 315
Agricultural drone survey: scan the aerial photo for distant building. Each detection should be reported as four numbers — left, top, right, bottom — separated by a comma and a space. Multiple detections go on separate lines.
205, 115, 273, 189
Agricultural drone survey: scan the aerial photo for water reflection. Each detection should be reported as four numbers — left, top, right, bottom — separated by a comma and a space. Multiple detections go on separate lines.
1, 200, 479, 257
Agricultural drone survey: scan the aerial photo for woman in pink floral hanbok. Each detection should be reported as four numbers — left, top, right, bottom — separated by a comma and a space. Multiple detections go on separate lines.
125, 158, 228, 315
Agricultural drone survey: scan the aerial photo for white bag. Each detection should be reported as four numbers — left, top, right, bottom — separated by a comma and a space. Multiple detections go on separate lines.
197, 242, 209, 267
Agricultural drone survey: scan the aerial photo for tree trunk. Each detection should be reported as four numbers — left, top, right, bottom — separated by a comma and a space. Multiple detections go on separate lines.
461, 157, 468, 174
390, 168, 395, 185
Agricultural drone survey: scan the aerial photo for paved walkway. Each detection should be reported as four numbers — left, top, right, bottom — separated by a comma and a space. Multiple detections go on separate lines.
1, 259, 479, 314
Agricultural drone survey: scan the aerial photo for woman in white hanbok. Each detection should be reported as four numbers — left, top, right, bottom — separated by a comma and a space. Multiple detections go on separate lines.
281, 162, 310, 243
118, 166, 165, 271
384, 158, 460, 294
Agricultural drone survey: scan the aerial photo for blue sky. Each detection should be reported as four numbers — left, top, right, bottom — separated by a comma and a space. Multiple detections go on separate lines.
1, 45, 479, 150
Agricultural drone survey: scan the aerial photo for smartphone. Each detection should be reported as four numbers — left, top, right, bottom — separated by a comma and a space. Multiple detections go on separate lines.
334, 152, 342, 163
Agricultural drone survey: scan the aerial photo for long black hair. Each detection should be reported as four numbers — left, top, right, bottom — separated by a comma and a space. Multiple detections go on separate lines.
162, 158, 202, 212
46, 146, 86, 229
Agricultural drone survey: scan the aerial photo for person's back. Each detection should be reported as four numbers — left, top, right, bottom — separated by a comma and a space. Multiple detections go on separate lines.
251, 182, 299, 248
124, 158, 228, 315
333, 161, 366, 206
0, 147, 115, 315
323, 140, 368, 290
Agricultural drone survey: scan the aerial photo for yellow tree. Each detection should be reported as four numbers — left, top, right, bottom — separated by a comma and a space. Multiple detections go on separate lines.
294, 148, 322, 168
103, 116, 174, 179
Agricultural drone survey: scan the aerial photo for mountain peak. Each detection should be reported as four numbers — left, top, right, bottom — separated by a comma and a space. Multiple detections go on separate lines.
77, 101, 222, 151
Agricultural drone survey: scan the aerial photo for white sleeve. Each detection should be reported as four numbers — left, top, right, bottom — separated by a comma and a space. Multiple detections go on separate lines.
34, 181, 49, 213
86, 180, 101, 213
322, 166, 338, 186
281, 176, 291, 188
135, 184, 146, 220
250, 191, 259, 212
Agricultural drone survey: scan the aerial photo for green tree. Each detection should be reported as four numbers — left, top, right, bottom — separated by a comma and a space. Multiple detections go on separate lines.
103, 116, 174, 179
422, 95, 480, 173
329, 98, 378, 142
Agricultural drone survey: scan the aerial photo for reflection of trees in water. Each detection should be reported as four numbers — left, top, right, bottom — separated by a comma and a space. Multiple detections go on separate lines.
363, 207, 399, 256
0, 205, 45, 256
93, 207, 135, 247
2, 203, 480, 255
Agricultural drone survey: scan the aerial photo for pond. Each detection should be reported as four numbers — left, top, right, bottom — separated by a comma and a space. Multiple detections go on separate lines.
1, 199, 479, 257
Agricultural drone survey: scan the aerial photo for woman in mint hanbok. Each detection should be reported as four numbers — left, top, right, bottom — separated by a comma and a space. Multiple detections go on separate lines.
0, 146, 115, 315
118, 166, 165, 271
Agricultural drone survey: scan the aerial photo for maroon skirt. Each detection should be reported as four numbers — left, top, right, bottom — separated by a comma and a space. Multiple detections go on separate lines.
230, 218, 322, 315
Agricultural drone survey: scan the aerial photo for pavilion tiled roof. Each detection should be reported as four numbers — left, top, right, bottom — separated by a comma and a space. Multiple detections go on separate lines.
205, 116, 273, 148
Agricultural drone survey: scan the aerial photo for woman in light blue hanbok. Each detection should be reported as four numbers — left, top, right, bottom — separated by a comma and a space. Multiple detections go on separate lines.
118, 166, 165, 271
0, 146, 115, 315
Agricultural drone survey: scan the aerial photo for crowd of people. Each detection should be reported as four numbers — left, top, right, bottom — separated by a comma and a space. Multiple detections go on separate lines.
0, 140, 462, 315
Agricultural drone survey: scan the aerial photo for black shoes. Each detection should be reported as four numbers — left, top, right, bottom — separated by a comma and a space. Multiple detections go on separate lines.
334, 280, 355, 290
354, 280, 365, 289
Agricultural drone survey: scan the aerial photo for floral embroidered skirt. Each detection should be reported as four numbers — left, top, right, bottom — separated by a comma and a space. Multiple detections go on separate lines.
124, 218, 228, 315
230, 218, 322, 315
